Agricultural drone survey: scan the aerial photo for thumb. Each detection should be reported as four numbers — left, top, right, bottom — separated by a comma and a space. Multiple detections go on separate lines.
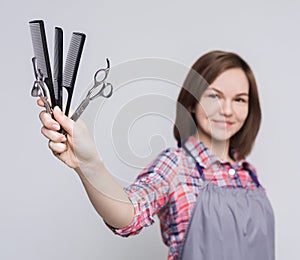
52, 106, 74, 135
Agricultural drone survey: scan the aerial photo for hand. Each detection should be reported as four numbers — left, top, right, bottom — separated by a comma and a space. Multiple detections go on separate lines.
37, 99, 100, 169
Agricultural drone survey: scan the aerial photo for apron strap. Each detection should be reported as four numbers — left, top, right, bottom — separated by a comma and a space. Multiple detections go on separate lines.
242, 162, 261, 187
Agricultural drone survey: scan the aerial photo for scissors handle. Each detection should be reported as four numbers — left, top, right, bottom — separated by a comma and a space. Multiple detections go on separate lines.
100, 82, 113, 98
40, 95, 52, 114
70, 97, 90, 122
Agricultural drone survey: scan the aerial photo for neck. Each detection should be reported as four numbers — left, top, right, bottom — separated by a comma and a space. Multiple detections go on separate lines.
211, 139, 231, 162
195, 133, 232, 163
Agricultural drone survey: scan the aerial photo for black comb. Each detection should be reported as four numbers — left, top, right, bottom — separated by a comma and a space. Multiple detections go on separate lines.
62, 32, 86, 116
29, 20, 56, 107
54, 27, 63, 110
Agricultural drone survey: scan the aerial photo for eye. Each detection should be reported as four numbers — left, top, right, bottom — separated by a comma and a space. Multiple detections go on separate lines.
235, 97, 247, 103
207, 93, 219, 99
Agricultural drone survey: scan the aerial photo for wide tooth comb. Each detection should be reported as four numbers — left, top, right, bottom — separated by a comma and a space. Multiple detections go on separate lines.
62, 32, 86, 116
29, 20, 56, 107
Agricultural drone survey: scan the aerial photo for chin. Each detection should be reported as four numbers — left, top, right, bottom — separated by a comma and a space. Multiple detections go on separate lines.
209, 130, 234, 142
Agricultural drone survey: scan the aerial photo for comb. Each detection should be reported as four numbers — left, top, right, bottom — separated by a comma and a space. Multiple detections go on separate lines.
29, 20, 56, 107
54, 27, 63, 110
62, 32, 86, 116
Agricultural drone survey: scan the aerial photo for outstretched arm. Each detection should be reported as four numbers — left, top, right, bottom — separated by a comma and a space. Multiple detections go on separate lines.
38, 101, 134, 229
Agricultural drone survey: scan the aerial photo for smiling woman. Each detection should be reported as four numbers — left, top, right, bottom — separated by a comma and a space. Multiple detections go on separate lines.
38, 50, 274, 260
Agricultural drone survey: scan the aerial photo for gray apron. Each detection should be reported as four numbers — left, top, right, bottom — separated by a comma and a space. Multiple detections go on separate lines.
180, 145, 275, 260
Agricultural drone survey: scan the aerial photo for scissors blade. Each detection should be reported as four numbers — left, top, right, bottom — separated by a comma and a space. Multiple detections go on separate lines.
59, 96, 89, 135
70, 97, 90, 122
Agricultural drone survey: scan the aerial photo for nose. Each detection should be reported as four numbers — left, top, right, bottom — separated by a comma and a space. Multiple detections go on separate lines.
220, 99, 233, 117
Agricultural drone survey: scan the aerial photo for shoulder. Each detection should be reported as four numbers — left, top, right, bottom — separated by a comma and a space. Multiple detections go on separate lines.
136, 147, 182, 181
240, 160, 263, 188
242, 160, 258, 176
145, 147, 181, 173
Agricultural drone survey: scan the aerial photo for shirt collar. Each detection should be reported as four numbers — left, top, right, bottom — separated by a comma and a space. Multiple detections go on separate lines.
183, 136, 246, 169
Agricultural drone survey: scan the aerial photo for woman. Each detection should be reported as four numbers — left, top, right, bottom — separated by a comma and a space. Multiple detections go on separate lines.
38, 50, 275, 259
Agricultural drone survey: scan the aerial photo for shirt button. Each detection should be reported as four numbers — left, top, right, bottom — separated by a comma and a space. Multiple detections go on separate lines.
228, 168, 236, 176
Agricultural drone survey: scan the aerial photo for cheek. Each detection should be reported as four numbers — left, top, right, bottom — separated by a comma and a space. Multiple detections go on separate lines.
195, 103, 215, 132
197, 99, 220, 117
195, 103, 211, 121
235, 105, 249, 122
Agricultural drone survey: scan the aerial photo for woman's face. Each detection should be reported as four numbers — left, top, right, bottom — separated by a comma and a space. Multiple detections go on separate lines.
195, 68, 249, 144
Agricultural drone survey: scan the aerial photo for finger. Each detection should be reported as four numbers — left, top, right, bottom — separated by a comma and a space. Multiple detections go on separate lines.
52, 106, 74, 135
37, 97, 44, 107
37, 97, 52, 107
39, 110, 60, 131
41, 127, 67, 142
48, 140, 67, 154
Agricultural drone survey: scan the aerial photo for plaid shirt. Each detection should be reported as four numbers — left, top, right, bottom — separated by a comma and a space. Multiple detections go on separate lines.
110, 136, 260, 259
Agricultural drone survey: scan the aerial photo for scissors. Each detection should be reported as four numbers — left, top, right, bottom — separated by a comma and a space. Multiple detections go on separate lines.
31, 57, 53, 114
70, 58, 113, 122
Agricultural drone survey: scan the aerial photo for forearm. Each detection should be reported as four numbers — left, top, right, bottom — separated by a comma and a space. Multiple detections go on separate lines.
75, 158, 134, 229
38, 108, 134, 228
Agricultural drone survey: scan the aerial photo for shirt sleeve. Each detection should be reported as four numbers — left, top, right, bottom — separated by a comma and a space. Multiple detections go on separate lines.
108, 147, 179, 237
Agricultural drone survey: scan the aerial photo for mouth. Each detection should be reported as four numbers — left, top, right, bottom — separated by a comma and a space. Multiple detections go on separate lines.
211, 120, 234, 129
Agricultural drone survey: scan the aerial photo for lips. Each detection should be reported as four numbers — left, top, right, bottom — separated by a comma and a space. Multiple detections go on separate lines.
212, 120, 234, 129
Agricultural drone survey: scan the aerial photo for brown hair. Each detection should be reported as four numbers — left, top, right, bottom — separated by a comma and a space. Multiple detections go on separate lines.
173, 50, 261, 159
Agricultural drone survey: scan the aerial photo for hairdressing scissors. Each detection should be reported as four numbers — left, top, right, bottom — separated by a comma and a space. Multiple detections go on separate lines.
70, 58, 113, 122
31, 57, 53, 114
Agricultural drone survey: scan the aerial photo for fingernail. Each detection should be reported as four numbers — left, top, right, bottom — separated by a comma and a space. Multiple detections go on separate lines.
52, 123, 60, 130
53, 106, 62, 114
57, 107, 64, 116
61, 136, 67, 142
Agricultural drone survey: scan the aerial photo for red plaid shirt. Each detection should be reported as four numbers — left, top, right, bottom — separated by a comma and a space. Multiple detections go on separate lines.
110, 136, 260, 259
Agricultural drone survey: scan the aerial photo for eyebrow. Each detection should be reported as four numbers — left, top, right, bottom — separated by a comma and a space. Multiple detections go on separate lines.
208, 87, 249, 97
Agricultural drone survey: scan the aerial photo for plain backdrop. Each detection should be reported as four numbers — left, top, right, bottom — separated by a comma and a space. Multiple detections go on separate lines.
1, 0, 299, 259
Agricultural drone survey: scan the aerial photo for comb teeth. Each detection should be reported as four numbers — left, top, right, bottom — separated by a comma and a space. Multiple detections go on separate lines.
54, 27, 63, 101
29, 20, 51, 79
63, 32, 86, 87
29, 20, 55, 107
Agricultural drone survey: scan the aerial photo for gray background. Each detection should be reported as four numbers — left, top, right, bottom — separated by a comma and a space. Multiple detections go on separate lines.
1, 0, 299, 259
